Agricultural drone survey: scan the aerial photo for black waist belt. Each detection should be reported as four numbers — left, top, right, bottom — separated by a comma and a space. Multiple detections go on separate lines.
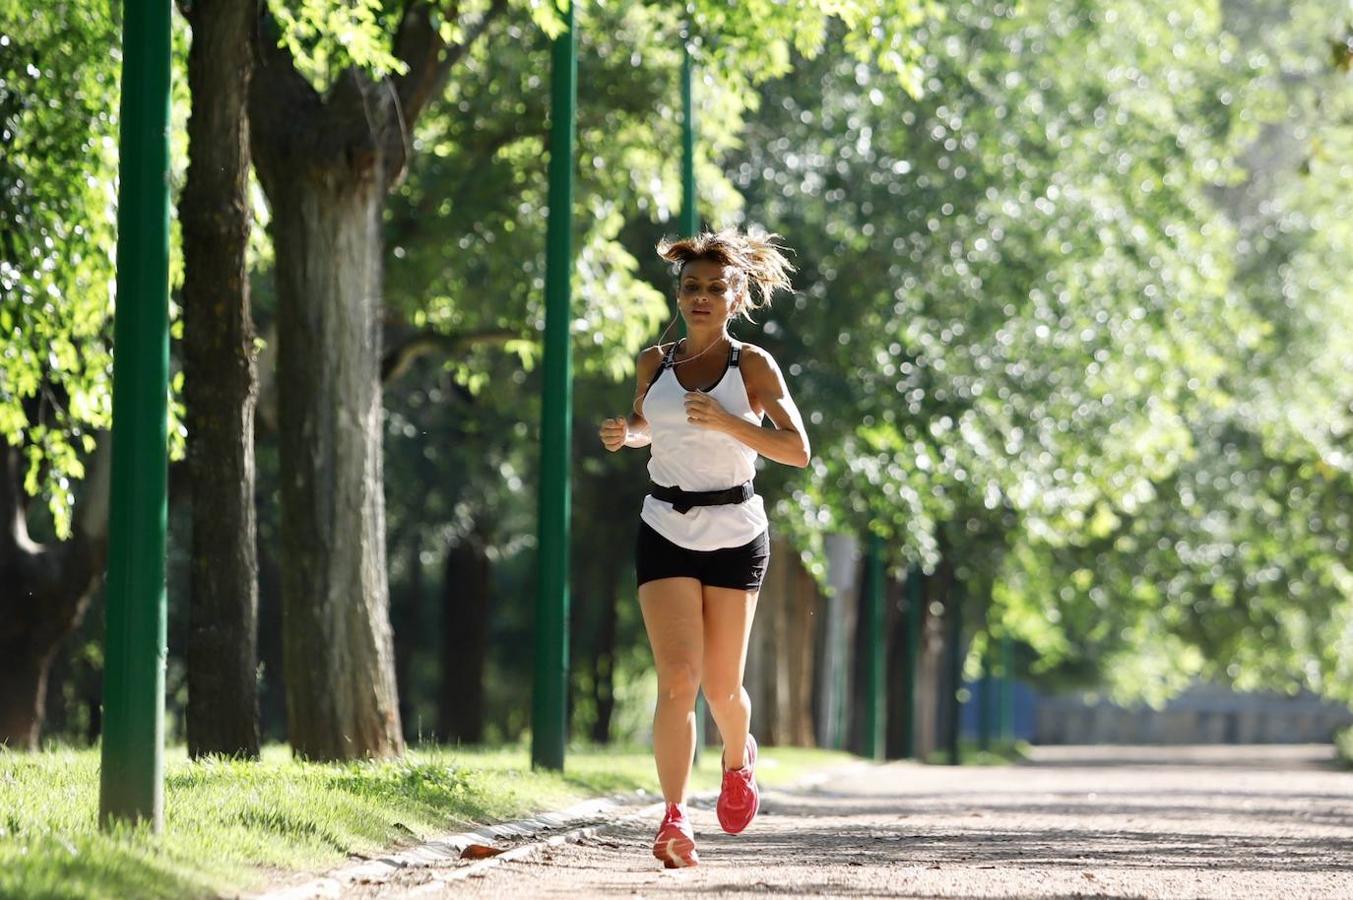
650, 481, 753, 514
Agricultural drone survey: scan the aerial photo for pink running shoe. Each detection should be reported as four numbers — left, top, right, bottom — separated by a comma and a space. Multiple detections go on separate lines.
717, 733, 760, 834
652, 802, 699, 868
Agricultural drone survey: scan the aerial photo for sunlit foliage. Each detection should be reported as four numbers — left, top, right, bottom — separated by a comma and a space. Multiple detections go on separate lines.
735, 0, 1353, 703
0, 3, 121, 535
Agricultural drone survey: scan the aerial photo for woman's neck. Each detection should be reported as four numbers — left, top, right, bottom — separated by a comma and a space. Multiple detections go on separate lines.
680, 328, 729, 359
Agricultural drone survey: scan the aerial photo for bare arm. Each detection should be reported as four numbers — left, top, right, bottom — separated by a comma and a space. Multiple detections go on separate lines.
682, 345, 811, 467
599, 345, 665, 451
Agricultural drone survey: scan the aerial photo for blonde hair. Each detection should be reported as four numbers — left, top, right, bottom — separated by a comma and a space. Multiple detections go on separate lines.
656, 228, 795, 322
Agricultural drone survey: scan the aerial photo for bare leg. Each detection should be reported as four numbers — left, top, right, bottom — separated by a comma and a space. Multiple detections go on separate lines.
701, 586, 758, 769
639, 577, 704, 804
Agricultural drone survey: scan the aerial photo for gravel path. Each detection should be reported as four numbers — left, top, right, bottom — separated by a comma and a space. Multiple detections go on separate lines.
359, 745, 1353, 898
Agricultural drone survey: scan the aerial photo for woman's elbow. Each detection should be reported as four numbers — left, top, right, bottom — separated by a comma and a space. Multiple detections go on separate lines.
793, 439, 811, 468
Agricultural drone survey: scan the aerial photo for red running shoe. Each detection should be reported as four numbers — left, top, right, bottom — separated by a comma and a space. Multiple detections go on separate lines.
717, 733, 760, 834
652, 802, 699, 868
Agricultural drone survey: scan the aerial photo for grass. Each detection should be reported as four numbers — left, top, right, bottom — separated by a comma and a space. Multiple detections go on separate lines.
0, 743, 855, 900
1336, 726, 1353, 769
923, 738, 1032, 766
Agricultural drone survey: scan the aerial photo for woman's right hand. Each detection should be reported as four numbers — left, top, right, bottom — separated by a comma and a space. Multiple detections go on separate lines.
599, 417, 628, 452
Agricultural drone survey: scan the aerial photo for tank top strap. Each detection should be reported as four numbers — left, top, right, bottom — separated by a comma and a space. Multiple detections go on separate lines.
643, 342, 679, 400
729, 340, 741, 368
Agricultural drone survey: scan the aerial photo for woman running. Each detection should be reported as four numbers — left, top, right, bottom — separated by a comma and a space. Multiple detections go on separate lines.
598, 229, 811, 868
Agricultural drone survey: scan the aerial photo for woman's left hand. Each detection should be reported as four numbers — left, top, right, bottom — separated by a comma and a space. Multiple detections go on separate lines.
684, 392, 734, 431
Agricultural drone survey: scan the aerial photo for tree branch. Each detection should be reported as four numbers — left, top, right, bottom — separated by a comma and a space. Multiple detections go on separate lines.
381, 327, 521, 384
393, 0, 509, 132
387, 122, 545, 245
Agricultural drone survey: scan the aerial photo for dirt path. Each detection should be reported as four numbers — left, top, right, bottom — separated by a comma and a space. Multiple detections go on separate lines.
356, 745, 1353, 898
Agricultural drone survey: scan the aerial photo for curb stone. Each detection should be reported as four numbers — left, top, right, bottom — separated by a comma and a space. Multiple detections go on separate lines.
246, 760, 878, 898
245, 791, 663, 900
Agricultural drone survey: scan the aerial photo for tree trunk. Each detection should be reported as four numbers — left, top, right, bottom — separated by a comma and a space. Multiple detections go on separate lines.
249, 63, 403, 760
847, 552, 872, 755
943, 581, 965, 764
746, 535, 818, 746
817, 534, 859, 750
747, 536, 788, 743
393, 529, 424, 739
182, 0, 260, 760
0, 642, 57, 749
255, 525, 287, 741
439, 536, 490, 743
268, 169, 402, 759
913, 559, 954, 761
245, 2, 506, 761
590, 558, 619, 744
249, 42, 403, 760
786, 556, 819, 746
0, 441, 109, 748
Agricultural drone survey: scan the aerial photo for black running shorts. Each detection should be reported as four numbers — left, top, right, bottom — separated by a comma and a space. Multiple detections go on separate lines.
635, 519, 770, 592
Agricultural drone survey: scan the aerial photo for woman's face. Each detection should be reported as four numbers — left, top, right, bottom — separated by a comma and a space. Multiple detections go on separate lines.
678, 258, 744, 330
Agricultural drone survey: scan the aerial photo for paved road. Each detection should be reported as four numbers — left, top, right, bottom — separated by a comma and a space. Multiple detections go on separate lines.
380, 745, 1353, 898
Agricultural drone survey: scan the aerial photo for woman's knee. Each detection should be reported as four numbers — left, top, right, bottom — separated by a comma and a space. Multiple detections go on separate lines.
702, 680, 747, 712
656, 661, 701, 707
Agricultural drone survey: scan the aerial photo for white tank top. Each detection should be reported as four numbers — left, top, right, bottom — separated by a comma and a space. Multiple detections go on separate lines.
639, 340, 769, 551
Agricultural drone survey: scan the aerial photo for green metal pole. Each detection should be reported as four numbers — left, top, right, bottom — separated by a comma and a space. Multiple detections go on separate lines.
532, 0, 576, 772
862, 533, 885, 760
681, 37, 708, 765
902, 564, 921, 758
99, 0, 171, 832
681, 38, 697, 238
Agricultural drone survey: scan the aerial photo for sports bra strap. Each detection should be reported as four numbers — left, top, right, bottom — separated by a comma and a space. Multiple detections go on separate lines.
642, 342, 678, 401
644, 339, 739, 401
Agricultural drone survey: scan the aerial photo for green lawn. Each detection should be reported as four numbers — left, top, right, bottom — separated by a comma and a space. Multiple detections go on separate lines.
1336, 726, 1353, 769
922, 738, 1032, 766
0, 743, 856, 900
